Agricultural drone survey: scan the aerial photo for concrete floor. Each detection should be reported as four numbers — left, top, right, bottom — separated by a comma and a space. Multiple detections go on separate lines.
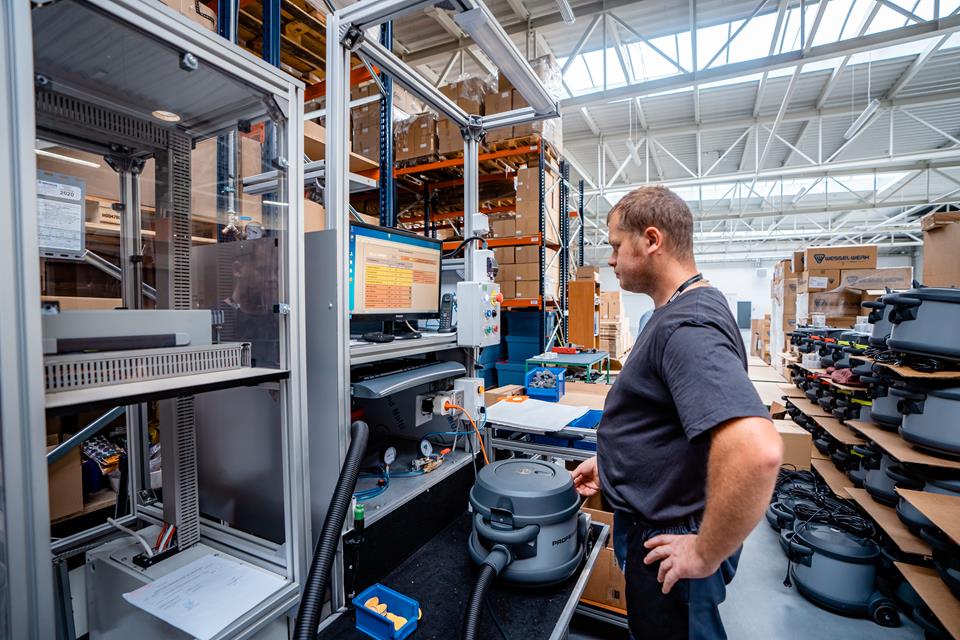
570, 521, 923, 639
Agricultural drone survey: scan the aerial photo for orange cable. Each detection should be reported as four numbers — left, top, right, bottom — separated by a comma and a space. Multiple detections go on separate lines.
445, 403, 489, 466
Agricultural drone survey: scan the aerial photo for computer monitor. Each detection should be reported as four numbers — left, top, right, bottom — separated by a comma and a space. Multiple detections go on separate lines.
349, 222, 443, 320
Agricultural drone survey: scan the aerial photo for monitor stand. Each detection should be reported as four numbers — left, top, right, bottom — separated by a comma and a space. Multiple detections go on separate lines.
383, 320, 421, 340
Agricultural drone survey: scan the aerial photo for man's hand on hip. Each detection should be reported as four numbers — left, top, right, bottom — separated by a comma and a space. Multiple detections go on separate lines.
571, 456, 600, 497
643, 534, 719, 595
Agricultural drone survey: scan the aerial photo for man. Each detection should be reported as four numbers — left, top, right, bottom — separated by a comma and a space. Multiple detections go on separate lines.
572, 186, 782, 639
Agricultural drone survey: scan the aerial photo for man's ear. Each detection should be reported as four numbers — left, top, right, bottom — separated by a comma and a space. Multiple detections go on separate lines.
644, 226, 664, 255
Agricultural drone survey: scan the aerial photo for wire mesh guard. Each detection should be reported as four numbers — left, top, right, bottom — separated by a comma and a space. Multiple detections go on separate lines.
44, 343, 251, 393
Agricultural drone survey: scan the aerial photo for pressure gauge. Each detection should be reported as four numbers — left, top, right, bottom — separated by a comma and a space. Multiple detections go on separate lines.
380, 446, 397, 467
419, 439, 434, 457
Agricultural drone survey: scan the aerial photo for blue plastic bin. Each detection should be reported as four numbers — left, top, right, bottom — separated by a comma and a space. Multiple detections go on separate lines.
504, 310, 555, 337
505, 335, 542, 362
525, 367, 566, 402
477, 362, 497, 388
478, 344, 502, 365
495, 361, 526, 386
532, 434, 574, 447
568, 409, 604, 429
353, 583, 419, 640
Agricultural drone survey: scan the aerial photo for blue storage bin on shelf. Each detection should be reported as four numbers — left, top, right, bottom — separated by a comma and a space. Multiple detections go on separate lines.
504, 310, 555, 337
477, 362, 497, 388
525, 367, 566, 402
568, 409, 604, 429
353, 583, 419, 640
495, 361, 526, 386
478, 344, 502, 365
505, 335, 541, 362
532, 434, 574, 447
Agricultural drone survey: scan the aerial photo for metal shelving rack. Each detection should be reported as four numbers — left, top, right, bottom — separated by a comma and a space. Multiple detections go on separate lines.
317, 0, 560, 626
2, 2, 311, 637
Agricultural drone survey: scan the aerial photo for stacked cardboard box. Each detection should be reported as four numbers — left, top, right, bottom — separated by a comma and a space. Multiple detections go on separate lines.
494, 248, 560, 300
438, 78, 489, 155
395, 113, 439, 162
514, 165, 561, 244
750, 315, 772, 362
486, 55, 563, 149
599, 318, 632, 359
921, 212, 960, 287
599, 291, 622, 320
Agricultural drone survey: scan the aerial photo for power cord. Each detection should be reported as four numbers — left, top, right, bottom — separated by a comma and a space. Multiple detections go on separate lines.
441, 236, 488, 259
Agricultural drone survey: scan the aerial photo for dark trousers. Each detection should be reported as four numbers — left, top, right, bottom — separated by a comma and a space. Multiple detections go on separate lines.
613, 511, 740, 640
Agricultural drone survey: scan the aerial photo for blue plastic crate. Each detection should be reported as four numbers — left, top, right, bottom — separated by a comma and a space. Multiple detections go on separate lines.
504, 310, 555, 337
568, 409, 604, 429
353, 583, 419, 640
525, 367, 566, 402
477, 362, 497, 388
505, 335, 542, 362
572, 439, 598, 451
495, 361, 526, 386
532, 434, 574, 447
478, 344, 502, 365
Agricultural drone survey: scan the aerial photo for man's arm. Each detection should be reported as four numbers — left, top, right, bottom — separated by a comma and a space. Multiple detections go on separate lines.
643, 415, 781, 593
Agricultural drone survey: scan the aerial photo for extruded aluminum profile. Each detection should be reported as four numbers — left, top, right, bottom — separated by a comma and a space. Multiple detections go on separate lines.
356, 37, 470, 127
482, 105, 560, 131
339, 0, 451, 30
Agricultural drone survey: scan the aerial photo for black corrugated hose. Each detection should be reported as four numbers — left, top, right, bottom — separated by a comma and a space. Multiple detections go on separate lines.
462, 563, 496, 640
462, 545, 511, 640
294, 420, 370, 640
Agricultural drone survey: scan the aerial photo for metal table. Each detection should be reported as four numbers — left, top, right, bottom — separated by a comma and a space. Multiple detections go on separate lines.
526, 351, 611, 383
317, 512, 609, 640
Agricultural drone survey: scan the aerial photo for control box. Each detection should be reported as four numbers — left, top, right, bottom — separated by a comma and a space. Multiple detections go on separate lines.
454, 377, 485, 423
456, 281, 502, 347
471, 249, 497, 283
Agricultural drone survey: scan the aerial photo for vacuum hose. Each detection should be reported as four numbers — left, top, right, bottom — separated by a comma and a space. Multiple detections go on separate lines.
294, 420, 370, 640
462, 545, 511, 640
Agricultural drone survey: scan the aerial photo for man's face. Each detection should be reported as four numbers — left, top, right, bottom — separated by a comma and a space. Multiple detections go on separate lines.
607, 210, 653, 294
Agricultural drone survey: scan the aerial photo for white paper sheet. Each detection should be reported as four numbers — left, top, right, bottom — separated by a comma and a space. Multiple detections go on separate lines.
485, 398, 589, 433
123, 554, 286, 640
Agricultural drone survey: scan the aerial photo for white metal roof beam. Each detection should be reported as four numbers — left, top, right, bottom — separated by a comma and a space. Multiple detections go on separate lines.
877, 0, 924, 23
703, 0, 772, 70
562, 88, 960, 144
608, 13, 689, 74
561, 1, 960, 109
884, 33, 951, 99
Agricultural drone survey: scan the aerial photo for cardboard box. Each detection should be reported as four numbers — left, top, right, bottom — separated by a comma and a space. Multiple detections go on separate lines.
489, 217, 517, 237
774, 420, 812, 470
439, 78, 486, 114
577, 266, 600, 281
47, 443, 83, 521
513, 245, 558, 265
437, 120, 462, 156
797, 290, 863, 322
483, 90, 514, 143
838, 267, 913, 291
304, 199, 325, 233
798, 270, 840, 294
600, 291, 622, 319
921, 212, 960, 287
484, 384, 524, 407
804, 244, 878, 270
499, 54, 562, 93
792, 250, 805, 273
161, 0, 216, 31
498, 280, 517, 299
396, 113, 438, 162
580, 492, 626, 611
493, 246, 514, 266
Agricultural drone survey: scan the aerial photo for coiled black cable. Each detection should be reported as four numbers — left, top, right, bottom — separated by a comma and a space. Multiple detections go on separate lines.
294, 421, 370, 640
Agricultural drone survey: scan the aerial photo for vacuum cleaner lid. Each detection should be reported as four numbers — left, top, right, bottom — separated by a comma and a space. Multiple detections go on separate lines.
795, 523, 880, 564
470, 460, 580, 524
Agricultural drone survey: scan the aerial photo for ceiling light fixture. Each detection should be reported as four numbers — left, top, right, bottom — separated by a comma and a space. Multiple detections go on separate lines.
151, 109, 182, 123
842, 99, 880, 140
262, 200, 289, 207
453, 7, 557, 115
35, 148, 101, 169
554, 0, 576, 24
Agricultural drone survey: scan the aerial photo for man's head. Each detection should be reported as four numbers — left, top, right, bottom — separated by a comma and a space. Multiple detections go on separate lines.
607, 186, 695, 293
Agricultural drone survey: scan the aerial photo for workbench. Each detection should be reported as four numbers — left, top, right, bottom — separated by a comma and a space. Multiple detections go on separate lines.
526, 351, 611, 383
317, 513, 610, 640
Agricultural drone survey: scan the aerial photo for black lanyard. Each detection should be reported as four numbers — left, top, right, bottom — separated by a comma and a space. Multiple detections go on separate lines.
667, 273, 704, 304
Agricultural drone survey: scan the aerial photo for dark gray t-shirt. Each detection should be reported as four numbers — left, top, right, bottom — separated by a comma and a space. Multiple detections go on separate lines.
597, 286, 768, 522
